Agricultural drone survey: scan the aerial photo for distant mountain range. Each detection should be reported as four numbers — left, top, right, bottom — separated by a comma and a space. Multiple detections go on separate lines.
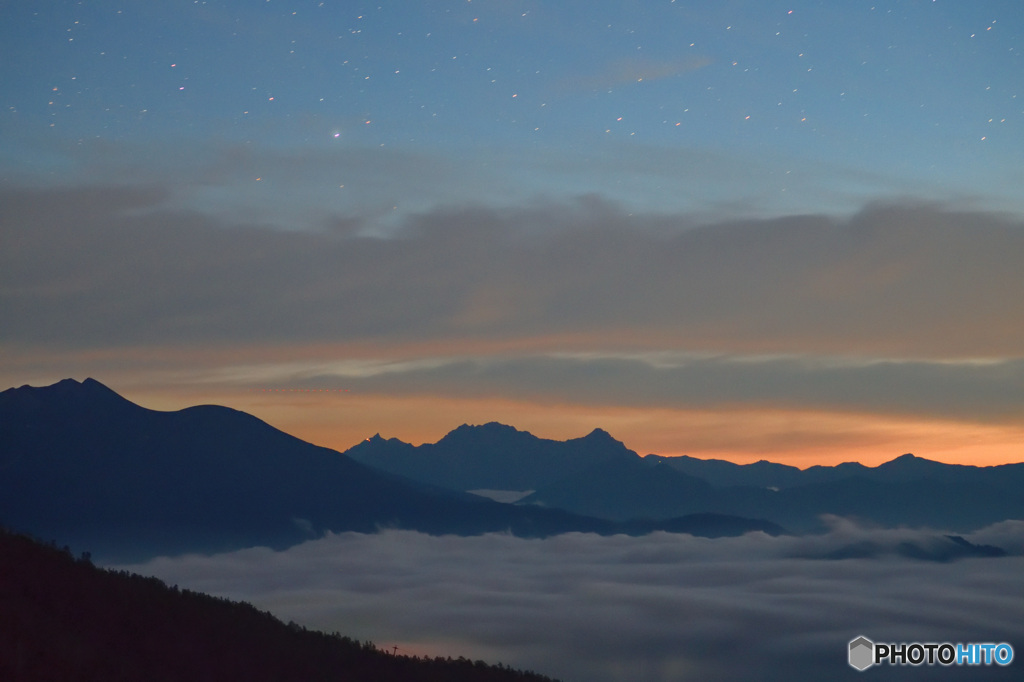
4, 378, 1019, 561
348, 421, 1024, 534
0, 379, 781, 561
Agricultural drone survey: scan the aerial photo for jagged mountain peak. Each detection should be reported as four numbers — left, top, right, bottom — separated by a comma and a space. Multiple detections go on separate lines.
348, 421, 638, 491
6, 377, 122, 399
876, 453, 944, 469
581, 427, 616, 442
568, 428, 633, 456
872, 452, 964, 480
0, 377, 139, 416
890, 453, 920, 462
445, 421, 524, 436
433, 422, 535, 449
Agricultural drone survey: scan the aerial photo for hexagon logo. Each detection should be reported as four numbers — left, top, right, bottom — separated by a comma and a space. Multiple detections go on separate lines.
849, 636, 874, 671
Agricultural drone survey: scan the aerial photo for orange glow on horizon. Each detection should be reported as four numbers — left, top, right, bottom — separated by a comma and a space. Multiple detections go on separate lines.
4, 351, 1021, 469
119, 386, 1024, 469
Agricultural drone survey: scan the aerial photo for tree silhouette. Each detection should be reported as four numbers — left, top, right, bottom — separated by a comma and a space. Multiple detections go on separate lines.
0, 527, 560, 682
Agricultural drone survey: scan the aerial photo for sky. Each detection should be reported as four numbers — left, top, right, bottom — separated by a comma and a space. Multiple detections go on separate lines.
3, 0, 1024, 466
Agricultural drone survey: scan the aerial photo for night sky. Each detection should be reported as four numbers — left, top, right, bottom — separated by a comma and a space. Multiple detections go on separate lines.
3, 0, 1024, 466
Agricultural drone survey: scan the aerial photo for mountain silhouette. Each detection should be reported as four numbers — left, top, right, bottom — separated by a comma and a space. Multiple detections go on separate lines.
523, 452, 1024, 533
344, 420, 1024, 534
346, 422, 636, 491
643, 453, 827, 488
0, 379, 781, 560
517, 457, 718, 520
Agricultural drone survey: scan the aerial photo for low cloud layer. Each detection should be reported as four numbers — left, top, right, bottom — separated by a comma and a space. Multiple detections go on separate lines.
120, 523, 1024, 682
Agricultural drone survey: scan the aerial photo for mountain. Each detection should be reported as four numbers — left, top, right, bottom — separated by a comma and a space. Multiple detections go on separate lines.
344, 420, 1024, 533
524, 452, 1024, 533
346, 422, 637, 492
645, 453, 819, 489
517, 457, 718, 520
786, 531, 1009, 562
0, 526, 561, 682
647, 451, 1024, 492
0, 379, 780, 560
12, 377, 1006, 550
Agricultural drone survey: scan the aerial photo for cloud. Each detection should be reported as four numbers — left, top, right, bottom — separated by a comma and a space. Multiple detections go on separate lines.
4, 185, 1024, 445
3, 186, 1023, 359
563, 56, 713, 91
118, 526, 1024, 682
279, 353, 1024, 425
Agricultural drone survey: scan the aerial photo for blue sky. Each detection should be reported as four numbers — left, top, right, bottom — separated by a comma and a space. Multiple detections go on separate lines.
3, 1, 1024, 465
5, 0, 1023, 219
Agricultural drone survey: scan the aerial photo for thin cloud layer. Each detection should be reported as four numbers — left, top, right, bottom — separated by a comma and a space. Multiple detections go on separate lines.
564, 56, 713, 91
120, 526, 1024, 682
287, 353, 1024, 425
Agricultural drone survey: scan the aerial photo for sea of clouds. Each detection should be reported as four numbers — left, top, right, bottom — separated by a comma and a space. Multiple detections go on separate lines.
119, 519, 1024, 682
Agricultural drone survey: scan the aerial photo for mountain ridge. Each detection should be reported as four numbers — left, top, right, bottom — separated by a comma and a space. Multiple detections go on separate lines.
5, 378, 1019, 556
346, 419, 637, 491
0, 379, 784, 561
344, 420, 1024, 534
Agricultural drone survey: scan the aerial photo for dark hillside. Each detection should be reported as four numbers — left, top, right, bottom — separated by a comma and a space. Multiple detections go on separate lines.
0, 527, 558, 682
